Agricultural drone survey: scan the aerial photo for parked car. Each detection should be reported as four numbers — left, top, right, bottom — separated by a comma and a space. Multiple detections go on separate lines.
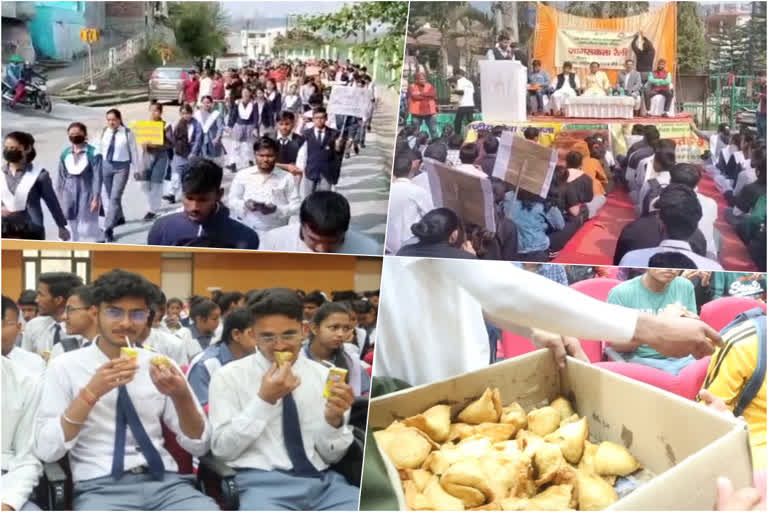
148, 67, 189, 104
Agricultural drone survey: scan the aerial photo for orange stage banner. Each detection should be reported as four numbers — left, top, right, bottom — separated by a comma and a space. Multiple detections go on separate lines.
533, 2, 677, 84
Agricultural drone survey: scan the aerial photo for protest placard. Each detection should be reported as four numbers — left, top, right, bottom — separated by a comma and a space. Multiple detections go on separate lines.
305, 65, 321, 76
478, 60, 527, 123
327, 86, 371, 118
424, 159, 496, 232
492, 131, 558, 198
129, 121, 165, 145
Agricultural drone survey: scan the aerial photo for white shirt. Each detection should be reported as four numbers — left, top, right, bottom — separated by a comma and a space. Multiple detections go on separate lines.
261, 223, 382, 255
386, 177, 435, 254
144, 328, 188, 366
209, 350, 352, 471
33, 342, 210, 482
412, 169, 432, 194
551, 74, 581, 94
734, 167, 757, 197
619, 239, 724, 270
455, 163, 488, 179
198, 77, 213, 102
228, 167, 300, 232
99, 126, 140, 174
376, 258, 639, 387
456, 77, 475, 108
6, 346, 45, 375
2, 357, 43, 511
21, 316, 69, 356
696, 192, 719, 257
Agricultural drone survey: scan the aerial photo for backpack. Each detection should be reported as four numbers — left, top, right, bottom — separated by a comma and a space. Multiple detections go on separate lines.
703, 308, 766, 417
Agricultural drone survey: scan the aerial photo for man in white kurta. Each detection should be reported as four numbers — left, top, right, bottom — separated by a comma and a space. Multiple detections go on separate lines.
550, 63, 581, 114
386, 155, 434, 255
375, 257, 723, 387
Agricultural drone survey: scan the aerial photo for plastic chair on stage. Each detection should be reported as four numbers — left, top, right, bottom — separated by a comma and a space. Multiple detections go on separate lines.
648, 91, 676, 116
700, 296, 767, 332
594, 356, 710, 400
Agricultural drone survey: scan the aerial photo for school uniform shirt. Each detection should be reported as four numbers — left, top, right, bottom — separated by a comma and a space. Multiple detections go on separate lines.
386, 177, 435, 254
261, 223, 382, 255
33, 343, 210, 482
21, 316, 70, 356
456, 77, 475, 108
98, 126, 140, 175
619, 239, 724, 270
49, 334, 88, 360
455, 163, 488, 179
144, 328, 188, 366
376, 257, 638, 387
208, 350, 353, 471
302, 342, 370, 397
228, 167, 301, 232
187, 342, 236, 407
696, 192, 719, 257
1, 163, 67, 233
176, 324, 219, 364
6, 346, 45, 375
2, 357, 43, 512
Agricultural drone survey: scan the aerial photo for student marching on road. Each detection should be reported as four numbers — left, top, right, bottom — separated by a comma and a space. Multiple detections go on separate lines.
194, 95, 227, 167
57, 122, 103, 241
137, 102, 173, 222
298, 106, 345, 199
165, 103, 203, 204
99, 109, 139, 243
227, 86, 259, 172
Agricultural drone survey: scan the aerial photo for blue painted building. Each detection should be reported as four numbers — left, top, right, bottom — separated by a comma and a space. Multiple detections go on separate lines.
27, 1, 89, 60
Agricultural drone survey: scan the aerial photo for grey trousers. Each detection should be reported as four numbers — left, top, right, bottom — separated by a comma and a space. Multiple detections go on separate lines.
102, 160, 130, 230
73, 472, 219, 511
235, 468, 359, 511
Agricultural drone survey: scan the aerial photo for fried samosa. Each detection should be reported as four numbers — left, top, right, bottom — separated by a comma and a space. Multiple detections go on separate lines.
457, 388, 502, 424
404, 404, 452, 443
527, 406, 561, 436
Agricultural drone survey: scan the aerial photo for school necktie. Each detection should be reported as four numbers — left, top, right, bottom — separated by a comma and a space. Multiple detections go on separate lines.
52, 323, 62, 346
106, 130, 117, 163
280, 137, 289, 146
111, 385, 166, 481
282, 392, 321, 477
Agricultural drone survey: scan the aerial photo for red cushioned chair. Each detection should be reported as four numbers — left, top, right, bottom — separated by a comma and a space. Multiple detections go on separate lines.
700, 296, 767, 332
594, 356, 711, 400
569, 278, 623, 362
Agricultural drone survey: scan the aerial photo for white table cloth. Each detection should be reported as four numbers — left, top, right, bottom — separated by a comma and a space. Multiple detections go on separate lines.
563, 96, 636, 119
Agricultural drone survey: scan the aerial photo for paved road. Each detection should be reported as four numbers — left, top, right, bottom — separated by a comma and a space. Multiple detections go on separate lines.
1, 95, 396, 246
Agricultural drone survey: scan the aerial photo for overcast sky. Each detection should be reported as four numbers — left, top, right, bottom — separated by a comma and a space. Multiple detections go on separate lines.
223, 1, 347, 18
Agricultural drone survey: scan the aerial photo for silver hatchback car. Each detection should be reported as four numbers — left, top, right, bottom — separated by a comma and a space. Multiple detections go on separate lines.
148, 67, 189, 104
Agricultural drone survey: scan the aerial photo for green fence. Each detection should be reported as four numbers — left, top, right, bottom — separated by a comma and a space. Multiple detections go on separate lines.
680, 74, 761, 129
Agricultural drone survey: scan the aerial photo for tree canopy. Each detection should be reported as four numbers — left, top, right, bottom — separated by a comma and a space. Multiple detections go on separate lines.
167, 2, 229, 66
677, 2, 708, 74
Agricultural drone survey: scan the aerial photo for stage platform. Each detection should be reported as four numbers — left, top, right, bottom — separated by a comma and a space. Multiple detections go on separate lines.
525, 112, 693, 125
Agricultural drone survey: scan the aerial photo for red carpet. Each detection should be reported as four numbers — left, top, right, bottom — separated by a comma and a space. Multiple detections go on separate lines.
552, 174, 757, 271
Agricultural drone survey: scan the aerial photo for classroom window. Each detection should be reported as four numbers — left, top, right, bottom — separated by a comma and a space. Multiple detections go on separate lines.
22, 250, 91, 291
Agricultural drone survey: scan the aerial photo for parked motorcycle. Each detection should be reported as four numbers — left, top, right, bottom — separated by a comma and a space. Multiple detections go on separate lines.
2, 67, 52, 113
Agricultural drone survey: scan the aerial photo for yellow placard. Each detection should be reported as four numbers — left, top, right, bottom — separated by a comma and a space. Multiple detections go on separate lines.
80, 28, 99, 43
130, 121, 165, 145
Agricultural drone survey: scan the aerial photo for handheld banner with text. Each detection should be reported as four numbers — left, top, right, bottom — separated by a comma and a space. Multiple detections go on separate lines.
424, 160, 496, 232
327, 86, 372, 119
492, 131, 558, 198
129, 121, 165, 145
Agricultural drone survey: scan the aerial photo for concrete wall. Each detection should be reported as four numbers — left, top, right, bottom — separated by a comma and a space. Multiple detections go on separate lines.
28, 2, 87, 60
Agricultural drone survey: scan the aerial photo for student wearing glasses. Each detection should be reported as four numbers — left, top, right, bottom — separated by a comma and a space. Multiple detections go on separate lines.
33, 269, 217, 511
49, 285, 100, 360
208, 288, 359, 511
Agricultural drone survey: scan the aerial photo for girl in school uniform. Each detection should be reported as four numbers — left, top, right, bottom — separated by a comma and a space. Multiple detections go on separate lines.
265, 78, 282, 125
253, 87, 275, 139
194, 95, 226, 167
57, 122, 102, 241
98, 109, 139, 242
281, 82, 304, 133
165, 103, 203, 203
138, 102, 173, 221
2, 131, 70, 240
227, 86, 258, 171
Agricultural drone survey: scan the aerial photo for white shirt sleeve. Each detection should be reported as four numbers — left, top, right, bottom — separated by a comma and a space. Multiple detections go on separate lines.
425, 260, 639, 343
295, 144, 308, 173
486, 49, 496, 61
128, 131, 141, 176
314, 414, 353, 464
33, 359, 80, 463
2, 366, 43, 511
276, 174, 301, 219
227, 171, 247, 218
160, 360, 211, 457
208, 368, 282, 461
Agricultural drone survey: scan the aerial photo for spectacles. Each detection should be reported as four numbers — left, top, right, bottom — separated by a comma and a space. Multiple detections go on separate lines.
104, 307, 149, 324
65, 305, 89, 315
258, 331, 302, 344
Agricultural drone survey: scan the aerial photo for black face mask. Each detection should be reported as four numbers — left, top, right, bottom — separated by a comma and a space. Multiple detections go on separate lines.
3, 149, 23, 163
69, 135, 86, 145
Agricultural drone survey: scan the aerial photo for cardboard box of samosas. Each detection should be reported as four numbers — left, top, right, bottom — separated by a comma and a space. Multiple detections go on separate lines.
368, 350, 753, 511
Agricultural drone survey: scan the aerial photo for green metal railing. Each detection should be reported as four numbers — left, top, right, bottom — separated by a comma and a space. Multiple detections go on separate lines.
681, 74, 761, 129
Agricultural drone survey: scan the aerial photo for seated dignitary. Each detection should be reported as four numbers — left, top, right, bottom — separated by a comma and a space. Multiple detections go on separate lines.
33, 269, 217, 511
209, 288, 359, 511
2, 295, 45, 375
2, 297, 43, 512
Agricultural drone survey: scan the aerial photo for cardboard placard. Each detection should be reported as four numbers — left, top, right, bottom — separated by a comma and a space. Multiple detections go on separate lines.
479, 60, 528, 123
129, 121, 165, 145
424, 159, 496, 232
492, 130, 558, 198
327, 86, 371, 118
305, 65, 321, 76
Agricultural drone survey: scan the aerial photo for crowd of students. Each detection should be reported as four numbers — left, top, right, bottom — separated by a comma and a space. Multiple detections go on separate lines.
2, 269, 379, 510
2, 59, 382, 255
387, 115, 766, 270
